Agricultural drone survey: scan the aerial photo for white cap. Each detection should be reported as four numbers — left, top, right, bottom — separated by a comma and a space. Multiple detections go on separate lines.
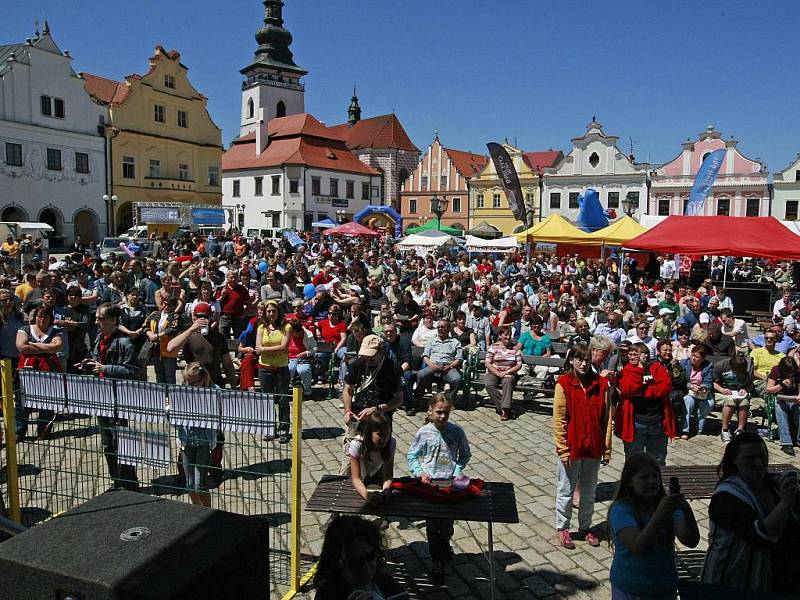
647, 297, 659, 307
699, 313, 710, 324
659, 307, 674, 316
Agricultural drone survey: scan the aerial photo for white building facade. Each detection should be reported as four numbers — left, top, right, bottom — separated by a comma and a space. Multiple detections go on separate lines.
772, 153, 800, 222
542, 119, 649, 221
0, 25, 107, 242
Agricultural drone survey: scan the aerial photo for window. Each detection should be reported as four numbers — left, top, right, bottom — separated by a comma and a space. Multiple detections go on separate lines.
154, 105, 165, 123
409, 198, 417, 213
658, 199, 670, 216
178, 163, 190, 181
589, 152, 600, 168
289, 179, 299, 194
361, 182, 369, 200
122, 155, 135, 178
568, 192, 579, 209
75, 152, 89, 174
526, 192, 535, 208
232, 179, 240, 197
549, 192, 561, 209
254, 177, 263, 196
746, 198, 760, 217
271, 175, 280, 195
786, 200, 799, 221
440, 174, 447, 189
177, 110, 188, 128
164, 74, 176, 89
207, 166, 219, 186
492, 193, 501, 209
276, 101, 286, 118
682, 197, 690, 215
476, 193, 485, 208
247, 99, 254, 119
5, 142, 22, 167
607, 191, 619, 208
311, 177, 321, 196
421, 176, 428, 190
628, 191, 640, 205
717, 198, 730, 216
346, 180, 354, 199
53, 98, 64, 118
795, 171, 800, 182
371, 186, 380, 199
272, 213, 281, 228
452, 197, 461, 213
149, 159, 161, 178
330, 178, 339, 197
40, 95, 52, 116
46, 148, 62, 171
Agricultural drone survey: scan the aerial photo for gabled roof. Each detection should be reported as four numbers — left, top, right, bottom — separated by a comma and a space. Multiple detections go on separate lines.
269, 113, 344, 142
523, 151, 563, 172
329, 114, 419, 152
81, 72, 131, 105
444, 148, 488, 179
0, 44, 29, 77
222, 116, 380, 175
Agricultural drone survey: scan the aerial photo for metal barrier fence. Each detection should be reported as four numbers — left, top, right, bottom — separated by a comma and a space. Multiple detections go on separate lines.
0, 361, 304, 595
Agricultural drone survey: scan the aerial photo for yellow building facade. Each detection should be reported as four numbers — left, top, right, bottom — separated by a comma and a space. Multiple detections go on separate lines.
84, 46, 222, 234
469, 144, 562, 236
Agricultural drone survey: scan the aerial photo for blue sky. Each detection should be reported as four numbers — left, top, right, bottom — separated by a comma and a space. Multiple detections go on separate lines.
5, 0, 800, 172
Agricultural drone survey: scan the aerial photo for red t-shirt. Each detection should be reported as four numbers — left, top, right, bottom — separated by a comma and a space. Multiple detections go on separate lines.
312, 272, 332, 286
317, 319, 346, 344
219, 284, 249, 315
287, 331, 306, 359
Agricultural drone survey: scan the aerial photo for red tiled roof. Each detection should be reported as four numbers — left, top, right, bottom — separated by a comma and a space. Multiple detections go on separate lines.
222, 132, 379, 175
81, 72, 130, 105
329, 114, 419, 152
522, 150, 564, 172
269, 113, 345, 141
444, 148, 488, 178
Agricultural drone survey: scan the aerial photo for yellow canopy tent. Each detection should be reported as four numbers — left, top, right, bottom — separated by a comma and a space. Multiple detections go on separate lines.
585, 215, 647, 245
513, 214, 593, 244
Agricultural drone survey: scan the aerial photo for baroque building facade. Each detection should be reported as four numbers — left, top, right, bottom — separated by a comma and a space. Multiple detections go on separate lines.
649, 126, 769, 217
0, 23, 107, 242
771, 153, 800, 221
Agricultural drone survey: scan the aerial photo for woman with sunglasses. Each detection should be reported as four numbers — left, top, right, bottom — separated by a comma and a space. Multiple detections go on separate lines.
314, 515, 405, 600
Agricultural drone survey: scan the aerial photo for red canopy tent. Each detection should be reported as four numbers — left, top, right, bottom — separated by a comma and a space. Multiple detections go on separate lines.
324, 221, 380, 238
625, 216, 800, 260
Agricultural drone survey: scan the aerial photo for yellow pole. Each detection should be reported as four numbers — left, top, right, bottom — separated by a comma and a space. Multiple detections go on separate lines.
1, 359, 21, 523
289, 386, 303, 593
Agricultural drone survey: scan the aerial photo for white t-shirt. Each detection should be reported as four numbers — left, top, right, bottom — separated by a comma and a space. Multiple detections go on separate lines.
347, 435, 396, 479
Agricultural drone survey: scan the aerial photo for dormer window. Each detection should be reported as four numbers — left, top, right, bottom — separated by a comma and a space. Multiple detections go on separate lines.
589, 152, 600, 168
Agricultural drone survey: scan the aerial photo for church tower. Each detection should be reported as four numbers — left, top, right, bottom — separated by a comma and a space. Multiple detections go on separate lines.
239, 0, 307, 137
347, 86, 361, 126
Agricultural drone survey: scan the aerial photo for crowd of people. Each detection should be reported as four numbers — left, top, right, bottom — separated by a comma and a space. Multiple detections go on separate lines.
2, 228, 799, 597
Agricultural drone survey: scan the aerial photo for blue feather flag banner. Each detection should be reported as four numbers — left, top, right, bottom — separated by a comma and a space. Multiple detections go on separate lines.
685, 149, 726, 216
487, 142, 527, 224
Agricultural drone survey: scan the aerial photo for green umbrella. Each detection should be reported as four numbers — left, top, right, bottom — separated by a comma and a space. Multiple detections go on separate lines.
405, 218, 462, 235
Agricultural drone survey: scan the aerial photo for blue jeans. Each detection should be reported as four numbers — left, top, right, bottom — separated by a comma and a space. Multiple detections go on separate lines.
154, 356, 177, 385
776, 399, 800, 446
416, 366, 462, 406
623, 418, 668, 466
401, 369, 415, 410
683, 393, 714, 434
336, 346, 348, 383
288, 358, 313, 396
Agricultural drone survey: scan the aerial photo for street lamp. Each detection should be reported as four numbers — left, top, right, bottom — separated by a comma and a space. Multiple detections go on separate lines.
430, 194, 449, 231
336, 209, 346, 223
102, 194, 117, 235
235, 203, 246, 230
622, 192, 637, 217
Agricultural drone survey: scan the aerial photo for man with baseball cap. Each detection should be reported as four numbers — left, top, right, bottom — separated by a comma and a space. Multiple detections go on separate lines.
340, 334, 403, 459
167, 302, 236, 388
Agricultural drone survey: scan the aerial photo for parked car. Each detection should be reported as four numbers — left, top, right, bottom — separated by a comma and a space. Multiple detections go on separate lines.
99, 237, 151, 261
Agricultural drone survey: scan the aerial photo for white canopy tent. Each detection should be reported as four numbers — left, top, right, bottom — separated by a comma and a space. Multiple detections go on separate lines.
396, 233, 455, 254
465, 235, 519, 254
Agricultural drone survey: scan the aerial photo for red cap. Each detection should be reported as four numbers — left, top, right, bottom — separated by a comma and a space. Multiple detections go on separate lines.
193, 302, 213, 317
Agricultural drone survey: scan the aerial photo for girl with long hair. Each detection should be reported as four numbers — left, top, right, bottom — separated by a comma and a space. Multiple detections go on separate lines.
346, 412, 395, 503
256, 299, 290, 443
608, 452, 699, 599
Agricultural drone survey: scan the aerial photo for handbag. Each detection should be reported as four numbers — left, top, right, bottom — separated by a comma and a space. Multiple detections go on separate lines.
138, 339, 155, 365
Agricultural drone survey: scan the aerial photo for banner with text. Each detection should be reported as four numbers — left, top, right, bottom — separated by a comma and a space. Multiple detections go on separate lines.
487, 142, 527, 224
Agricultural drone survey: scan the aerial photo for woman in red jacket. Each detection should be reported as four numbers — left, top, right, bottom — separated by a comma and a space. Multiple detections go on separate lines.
616, 341, 675, 466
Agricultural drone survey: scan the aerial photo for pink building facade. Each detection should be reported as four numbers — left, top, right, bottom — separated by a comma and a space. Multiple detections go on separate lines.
649, 126, 769, 217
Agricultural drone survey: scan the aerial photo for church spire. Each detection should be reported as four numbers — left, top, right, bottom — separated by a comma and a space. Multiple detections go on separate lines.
241, 0, 307, 76
348, 85, 361, 126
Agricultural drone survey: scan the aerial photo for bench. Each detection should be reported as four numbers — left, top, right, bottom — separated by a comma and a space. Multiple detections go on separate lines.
462, 351, 566, 407
661, 464, 796, 499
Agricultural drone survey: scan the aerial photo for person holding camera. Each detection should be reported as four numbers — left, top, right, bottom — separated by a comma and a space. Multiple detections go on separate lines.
616, 342, 675, 466
167, 302, 236, 389
678, 344, 714, 439
702, 432, 800, 594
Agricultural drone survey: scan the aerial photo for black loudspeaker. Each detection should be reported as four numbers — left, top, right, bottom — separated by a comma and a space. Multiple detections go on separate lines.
0, 491, 269, 599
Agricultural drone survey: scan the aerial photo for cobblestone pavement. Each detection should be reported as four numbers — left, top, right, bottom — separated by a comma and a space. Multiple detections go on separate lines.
291, 389, 800, 599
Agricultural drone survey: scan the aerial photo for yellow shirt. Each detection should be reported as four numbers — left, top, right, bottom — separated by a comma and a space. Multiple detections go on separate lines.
15, 282, 33, 302
2, 241, 19, 257
258, 323, 288, 367
750, 347, 784, 378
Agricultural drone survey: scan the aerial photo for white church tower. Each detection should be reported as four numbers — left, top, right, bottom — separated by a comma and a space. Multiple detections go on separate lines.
239, 0, 307, 138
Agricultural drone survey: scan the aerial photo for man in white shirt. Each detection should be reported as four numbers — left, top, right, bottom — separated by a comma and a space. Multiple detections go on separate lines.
719, 308, 749, 349
627, 321, 659, 358
773, 290, 793, 318
659, 255, 676, 281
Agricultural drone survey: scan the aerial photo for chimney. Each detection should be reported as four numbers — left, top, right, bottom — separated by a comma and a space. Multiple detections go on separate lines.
255, 108, 268, 156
